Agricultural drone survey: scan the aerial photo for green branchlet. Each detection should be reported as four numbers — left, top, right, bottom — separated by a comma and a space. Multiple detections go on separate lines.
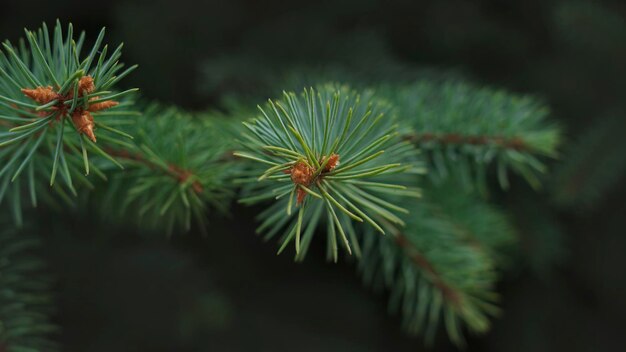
235, 84, 423, 261
358, 180, 516, 346
0, 21, 138, 222
380, 80, 561, 192
87, 105, 239, 235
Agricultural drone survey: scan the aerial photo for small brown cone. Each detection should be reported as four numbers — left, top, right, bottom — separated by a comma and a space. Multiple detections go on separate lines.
71, 110, 96, 142
21, 86, 57, 104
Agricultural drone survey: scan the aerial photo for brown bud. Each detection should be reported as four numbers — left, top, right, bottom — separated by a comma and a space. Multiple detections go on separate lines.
289, 161, 314, 186
88, 98, 119, 112
286, 161, 315, 205
296, 188, 308, 205
78, 76, 95, 95
21, 86, 57, 104
71, 110, 96, 142
321, 153, 340, 172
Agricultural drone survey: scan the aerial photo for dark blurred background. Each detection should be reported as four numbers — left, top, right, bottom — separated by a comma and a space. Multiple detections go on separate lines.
2, 0, 625, 351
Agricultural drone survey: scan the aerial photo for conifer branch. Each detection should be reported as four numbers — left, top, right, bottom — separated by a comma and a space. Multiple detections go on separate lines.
391, 230, 463, 306
0, 18, 566, 349
105, 148, 205, 195
235, 84, 422, 260
381, 80, 561, 190
404, 133, 529, 151
85, 105, 238, 235
0, 21, 138, 223
358, 180, 516, 346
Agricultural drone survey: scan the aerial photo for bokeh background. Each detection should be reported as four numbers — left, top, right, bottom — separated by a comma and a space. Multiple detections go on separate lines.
2, 0, 625, 351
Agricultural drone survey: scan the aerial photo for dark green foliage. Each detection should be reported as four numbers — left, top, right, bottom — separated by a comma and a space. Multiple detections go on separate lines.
358, 180, 515, 346
380, 81, 561, 191
0, 226, 57, 352
90, 105, 238, 235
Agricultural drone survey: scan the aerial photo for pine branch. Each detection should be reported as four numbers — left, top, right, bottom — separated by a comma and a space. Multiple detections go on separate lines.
404, 133, 528, 151
391, 231, 463, 306
358, 180, 516, 346
233, 81, 552, 345
0, 224, 58, 351
0, 18, 565, 350
84, 105, 239, 235
0, 21, 138, 223
105, 148, 205, 195
381, 80, 561, 191
235, 84, 423, 260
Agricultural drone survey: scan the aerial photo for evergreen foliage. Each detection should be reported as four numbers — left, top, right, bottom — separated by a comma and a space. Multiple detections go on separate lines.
381, 81, 561, 191
358, 180, 515, 346
236, 84, 423, 260
0, 21, 138, 223
0, 18, 570, 349
88, 105, 238, 235
233, 81, 558, 343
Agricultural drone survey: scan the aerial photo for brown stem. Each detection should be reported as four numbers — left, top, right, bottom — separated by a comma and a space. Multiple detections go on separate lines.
404, 132, 528, 151
431, 207, 485, 251
1, 112, 205, 193
105, 148, 204, 194
392, 232, 462, 306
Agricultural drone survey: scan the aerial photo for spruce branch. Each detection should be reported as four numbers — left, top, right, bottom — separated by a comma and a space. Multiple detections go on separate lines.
0, 225, 58, 351
86, 105, 238, 235
381, 80, 561, 191
0, 21, 138, 223
0, 17, 567, 349
358, 180, 516, 346
235, 84, 423, 261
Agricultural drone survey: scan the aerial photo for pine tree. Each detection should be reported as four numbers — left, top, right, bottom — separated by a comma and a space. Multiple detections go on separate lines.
0, 20, 563, 350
